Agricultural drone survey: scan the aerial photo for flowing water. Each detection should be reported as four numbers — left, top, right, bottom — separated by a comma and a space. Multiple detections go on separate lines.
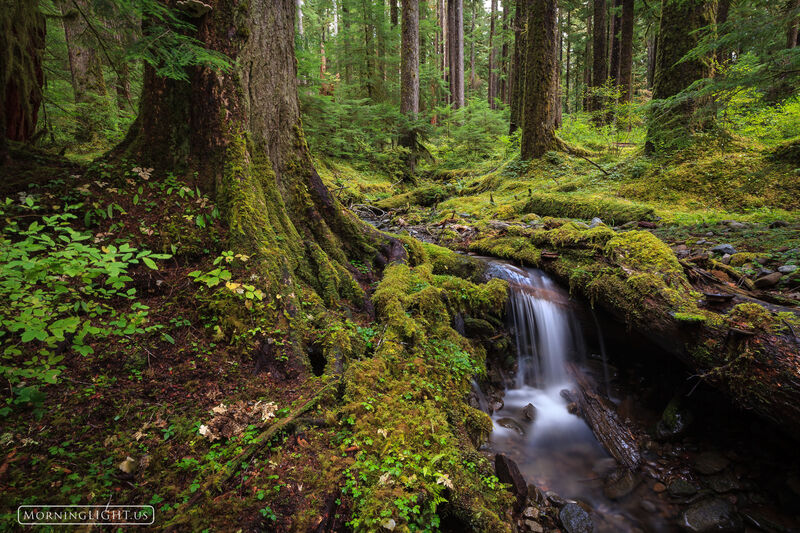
483, 261, 673, 532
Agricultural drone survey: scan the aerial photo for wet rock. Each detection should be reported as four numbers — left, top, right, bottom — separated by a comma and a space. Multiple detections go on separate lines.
669, 479, 699, 498
720, 253, 732, 265
657, 397, 692, 440
653, 482, 667, 493
711, 244, 737, 255
523, 506, 540, 520
757, 268, 775, 277
603, 468, 641, 500
589, 217, 604, 228
528, 484, 548, 505
769, 220, 789, 228
496, 417, 525, 435
778, 265, 798, 274
559, 503, 594, 533
522, 403, 537, 421
640, 500, 657, 513
463, 317, 494, 337
754, 272, 782, 289
495, 454, 527, 509
544, 491, 573, 508
694, 452, 730, 475
524, 520, 544, 533
489, 399, 504, 413
567, 402, 579, 415
706, 472, 743, 493
679, 498, 741, 532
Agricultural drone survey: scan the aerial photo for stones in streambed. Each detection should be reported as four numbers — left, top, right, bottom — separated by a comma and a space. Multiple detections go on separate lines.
754, 272, 783, 289
496, 417, 525, 435
711, 244, 737, 256
694, 451, 730, 475
603, 468, 642, 500
705, 472, 744, 493
669, 479, 700, 498
489, 398, 504, 413
657, 397, 693, 440
559, 503, 595, 533
589, 217, 604, 228
778, 265, 798, 274
522, 403, 537, 421
495, 454, 527, 509
679, 498, 741, 532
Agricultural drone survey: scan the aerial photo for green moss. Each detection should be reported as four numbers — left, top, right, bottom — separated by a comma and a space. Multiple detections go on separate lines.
726, 302, 776, 332
729, 252, 765, 267
469, 236, 541, 266
521, 192, 656, 224
604, 230, 687, 287
376, 184, 455, 209
673, 312, 707, 324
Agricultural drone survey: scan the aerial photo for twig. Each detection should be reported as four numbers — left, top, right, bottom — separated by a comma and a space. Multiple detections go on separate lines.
574, 152, 610, 176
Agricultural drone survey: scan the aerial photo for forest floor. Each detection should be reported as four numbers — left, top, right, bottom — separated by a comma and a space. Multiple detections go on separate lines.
1, 136, 799, 532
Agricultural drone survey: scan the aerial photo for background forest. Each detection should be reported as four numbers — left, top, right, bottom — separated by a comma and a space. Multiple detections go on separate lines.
2, 0, 800, 531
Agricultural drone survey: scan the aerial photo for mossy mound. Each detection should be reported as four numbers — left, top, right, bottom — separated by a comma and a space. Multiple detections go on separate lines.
520, 192, 656, 224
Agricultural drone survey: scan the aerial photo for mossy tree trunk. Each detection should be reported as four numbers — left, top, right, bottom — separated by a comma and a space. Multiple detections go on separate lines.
509, 0, 526, 134
59, 0, 112, 141
589, 0, 607, 113
399, 0, 420, 173
645, 0, 715, 155
0, 0, 46, 157
119, 0, 391, 305
520, 0, 557, 160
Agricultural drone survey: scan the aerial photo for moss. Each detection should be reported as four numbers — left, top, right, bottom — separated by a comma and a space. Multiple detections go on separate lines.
729, 252, 765, 267
537, 221, 617, 248
376, 184, 455, 209
604, 230, 687, 287
420, 242, 486, 282
726, 302, 777, 332
521, 192, 656, 224
673, 312, 707, 324
469, 236, 542, 266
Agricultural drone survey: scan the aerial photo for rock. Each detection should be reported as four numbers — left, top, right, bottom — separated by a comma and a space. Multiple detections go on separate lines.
706, 231, 714, 236
719, 253, 731, 264
653, 482, 667, 493
669, 479, 699, 498
696, 239, 707, 245
706, 472, 743, 493
694, 452, 730, 475
463, 317, 495, 337
640, 500, 657, 513
523, 506, 540, 520
567, 402, 579, 415
603, 468, 641, 500
497, 417, 525, 436
545, 491, 573, 508
757, 268, 775, 277
495, 454, 528, 509
679, 498, 741, 532
522, 403, 537, 421
619, 221, 638, 229
756, 256, 770, 265
770, 220, 789, 228
528, 484, 548, 505
524, 520, 544, 533
754, 272, 783, 289
118, 456, 137, 475
589, 217, 604, 228
490, 399, 504, 413
711, 244, 737, 255
638, 221, 658, 229
559, 503, 594, 533
778, 265, 798, 274
727, 221, 747, 229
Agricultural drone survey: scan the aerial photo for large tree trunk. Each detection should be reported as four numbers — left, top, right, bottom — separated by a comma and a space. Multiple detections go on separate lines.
118, 0, 392, 305
1, 0, 46, 156
645, 0, 715, 154
787, 0, 800, 49
609, 0, 621, 87
618, 0, 634, 103
590, 0, 607, 112
583, 12, 592, 110
500, 0, 509, 105
520, 0, 557, 159
509, 0, 526, 133
59, 0, 111, 141
488, 0, 498, 108
390, 0, 399, 27
447, 0, 465, 108
400, 0, 419, 172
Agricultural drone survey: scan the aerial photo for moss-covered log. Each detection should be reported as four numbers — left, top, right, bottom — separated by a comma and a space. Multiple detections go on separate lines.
469, 222, 800, 438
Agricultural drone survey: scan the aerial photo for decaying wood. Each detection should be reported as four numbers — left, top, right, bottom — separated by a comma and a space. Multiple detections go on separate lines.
564, 363, 641, 470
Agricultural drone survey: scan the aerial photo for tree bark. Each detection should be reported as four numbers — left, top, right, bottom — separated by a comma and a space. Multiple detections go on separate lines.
0, 0, 45, 154
447, 0, 465, 109
646, 0, 715, 154
400, 0, 419, 172
787, 0, 800, 49
118, 0, 392, 304
618, 0, 634, 103
390, 0, 399, 26
583, 12, 592, 110
488, 0, 498, 108
520, 0, 557, 159
609, 0, 621, 86
509, 0, 526, 133
565, 8, 571, 114
590, 0, 607, 112
500, 0, 509, 105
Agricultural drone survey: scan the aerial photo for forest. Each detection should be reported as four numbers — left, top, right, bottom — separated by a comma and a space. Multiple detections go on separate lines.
1, 0, 800, 531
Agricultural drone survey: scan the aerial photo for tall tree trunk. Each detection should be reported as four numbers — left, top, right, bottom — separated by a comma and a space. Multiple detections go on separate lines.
60, 0, 111, 141
469, 1, 477, 93
296, 0, 304, 38
646, 0, 715, 154
376, 0, 387, 100
619, 0, 634, 103
390, 0, 399, 26
521, 0, 557, 159
1, 0, 45, 156
565, 9, 571, 114
363, 0, 375, 99
118, 0, 390, 305
488, 0, 498, 108
609, 0, 621, 86
447, 0, 465, 108
787, 0, 800, 49
509, 0, 526, 133
583, 12, 592, 110
342, 0, 353, 84
400, 0, 420, 173
590, 0, 607, 112
500, 0, 509, 104
646, 33, 656, 89
554, 7, 562, 127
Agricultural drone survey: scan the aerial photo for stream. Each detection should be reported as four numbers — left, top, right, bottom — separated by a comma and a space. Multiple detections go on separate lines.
477, 260, 800, 533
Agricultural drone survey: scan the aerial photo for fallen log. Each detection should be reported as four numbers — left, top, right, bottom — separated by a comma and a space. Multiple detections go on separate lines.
563, 363, 641, 470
